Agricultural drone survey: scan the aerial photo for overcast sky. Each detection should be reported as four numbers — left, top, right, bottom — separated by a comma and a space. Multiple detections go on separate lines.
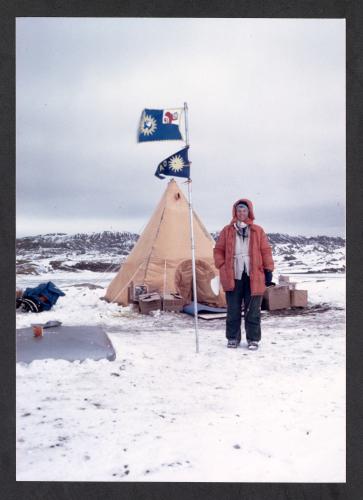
16, 18, 345, 237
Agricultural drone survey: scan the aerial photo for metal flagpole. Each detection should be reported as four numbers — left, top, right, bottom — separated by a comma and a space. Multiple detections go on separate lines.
184, 101, 199, 354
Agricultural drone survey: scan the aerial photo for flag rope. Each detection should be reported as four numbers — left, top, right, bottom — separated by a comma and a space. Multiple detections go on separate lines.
108, 259, 147, 305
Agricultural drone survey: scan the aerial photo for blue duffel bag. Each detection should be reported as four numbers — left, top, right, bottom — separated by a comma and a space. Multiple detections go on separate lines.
20, 281, 66, 313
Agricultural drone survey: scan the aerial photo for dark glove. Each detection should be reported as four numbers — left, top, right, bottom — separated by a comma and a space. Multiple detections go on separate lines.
264, 269, 275, 287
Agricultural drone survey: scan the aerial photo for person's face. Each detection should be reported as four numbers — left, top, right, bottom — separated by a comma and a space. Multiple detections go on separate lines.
236, 206, 249, 222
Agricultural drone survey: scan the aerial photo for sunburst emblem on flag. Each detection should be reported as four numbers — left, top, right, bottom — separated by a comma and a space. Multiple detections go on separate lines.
140, 114, 157, 136
168, 154, 185, 172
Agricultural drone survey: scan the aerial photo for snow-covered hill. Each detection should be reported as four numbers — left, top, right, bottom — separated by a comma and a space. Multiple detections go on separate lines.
268, 233, 345, 274
16, 231, 345, 276
16, 231, 138, 275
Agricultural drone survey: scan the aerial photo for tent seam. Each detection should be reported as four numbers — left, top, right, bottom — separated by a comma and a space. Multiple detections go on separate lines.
142, 205, 166, 283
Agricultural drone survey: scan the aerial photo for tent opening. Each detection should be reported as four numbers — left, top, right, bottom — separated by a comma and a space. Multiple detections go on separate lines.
174, 259, 220, 307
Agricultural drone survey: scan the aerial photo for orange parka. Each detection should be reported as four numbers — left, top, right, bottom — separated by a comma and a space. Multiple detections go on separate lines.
213, 198, 274, 295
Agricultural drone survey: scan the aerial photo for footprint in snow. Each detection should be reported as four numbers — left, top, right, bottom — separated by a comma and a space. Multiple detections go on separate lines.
161, 460, 189, 468
112, 468, 130, 478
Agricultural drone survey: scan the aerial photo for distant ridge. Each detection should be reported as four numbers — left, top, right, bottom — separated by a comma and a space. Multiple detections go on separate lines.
16, 231, 139, 254
16, 231, 345, 276
17, 230, 345, 251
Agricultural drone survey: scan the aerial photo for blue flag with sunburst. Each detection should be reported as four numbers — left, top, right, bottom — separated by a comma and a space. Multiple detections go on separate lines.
138, 108, 183, 142
155, 146, 190, 179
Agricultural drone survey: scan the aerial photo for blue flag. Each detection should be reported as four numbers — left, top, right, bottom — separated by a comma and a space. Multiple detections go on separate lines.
138, 108, 183, 142
155, 146, 190, 179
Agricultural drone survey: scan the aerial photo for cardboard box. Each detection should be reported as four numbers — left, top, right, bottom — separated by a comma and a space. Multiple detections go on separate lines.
162, 292, 184, 312
277, 275, 296, 290
138, 292, 162, 314
263, 285, 290, 311
278, 275, 290, 285
290, 290, 308, 307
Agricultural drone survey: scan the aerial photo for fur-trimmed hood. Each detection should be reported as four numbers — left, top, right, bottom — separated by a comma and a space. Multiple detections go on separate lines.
230, 198, 255, 225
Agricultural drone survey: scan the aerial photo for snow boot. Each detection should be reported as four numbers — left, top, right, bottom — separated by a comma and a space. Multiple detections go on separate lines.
247, 341, 259, 351
227, 339, 239, 348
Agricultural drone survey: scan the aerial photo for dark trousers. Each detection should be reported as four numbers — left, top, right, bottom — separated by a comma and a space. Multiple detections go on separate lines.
225, 273, 263, 342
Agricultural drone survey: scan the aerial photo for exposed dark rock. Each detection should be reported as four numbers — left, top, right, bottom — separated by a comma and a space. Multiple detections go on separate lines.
49, 260, 76, 271
16, 263, 39, 275
283, 254, 297, 261
71, 261, 120, 272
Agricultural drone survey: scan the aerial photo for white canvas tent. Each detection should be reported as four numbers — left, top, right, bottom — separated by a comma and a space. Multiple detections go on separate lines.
105, 179, 226, 308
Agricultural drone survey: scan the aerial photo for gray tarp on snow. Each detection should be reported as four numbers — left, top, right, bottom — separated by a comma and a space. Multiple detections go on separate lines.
182, 303, 227, 316
16, 325, 116, 363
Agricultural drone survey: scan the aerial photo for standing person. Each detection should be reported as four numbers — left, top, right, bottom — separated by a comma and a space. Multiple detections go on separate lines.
213, 199, 274, 350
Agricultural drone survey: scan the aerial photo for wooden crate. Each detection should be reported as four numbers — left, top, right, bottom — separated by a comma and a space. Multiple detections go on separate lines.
290, 290, 308, 307
128, 282, 148, 303
262, 285, 290, 311
138, 292, 162, 314
162, 293, 184, 312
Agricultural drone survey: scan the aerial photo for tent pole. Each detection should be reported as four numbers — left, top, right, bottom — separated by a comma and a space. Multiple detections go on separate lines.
163, 259, 167, 312
184, 101, 199, 354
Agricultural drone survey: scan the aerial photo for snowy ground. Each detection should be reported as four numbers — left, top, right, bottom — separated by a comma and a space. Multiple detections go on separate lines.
16, 272, 345, 482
